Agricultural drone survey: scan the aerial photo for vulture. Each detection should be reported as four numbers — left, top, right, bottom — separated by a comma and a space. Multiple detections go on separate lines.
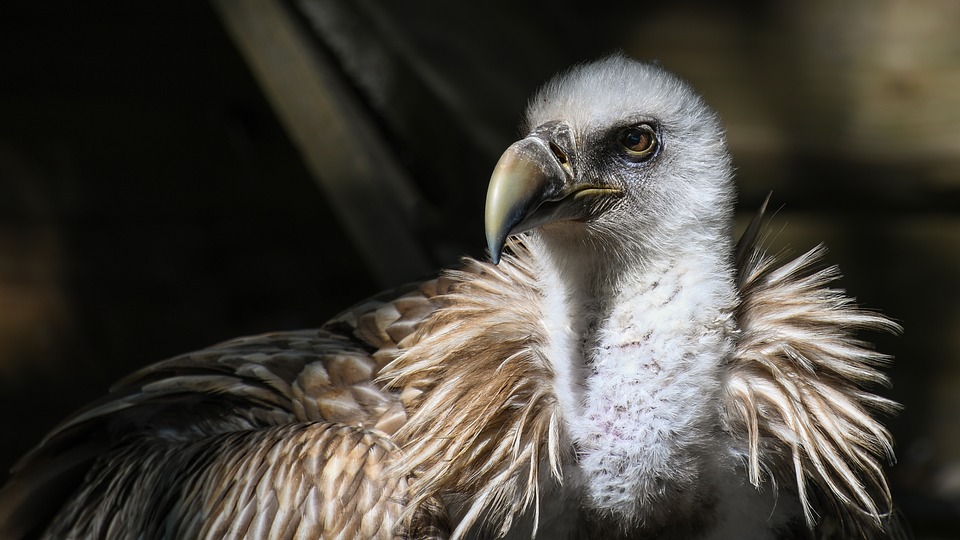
0, 55, 903, 539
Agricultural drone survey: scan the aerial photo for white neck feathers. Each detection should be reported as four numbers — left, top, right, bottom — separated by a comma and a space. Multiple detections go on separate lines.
531, 235, 739, 526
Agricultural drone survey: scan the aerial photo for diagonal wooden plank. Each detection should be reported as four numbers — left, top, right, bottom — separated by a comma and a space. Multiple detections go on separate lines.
211, 0, 432, 287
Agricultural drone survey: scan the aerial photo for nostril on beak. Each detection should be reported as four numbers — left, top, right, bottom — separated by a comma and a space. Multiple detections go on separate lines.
549, 141, 568, 165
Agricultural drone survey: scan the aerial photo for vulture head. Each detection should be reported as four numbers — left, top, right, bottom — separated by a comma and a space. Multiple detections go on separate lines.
486, 55, 734, 272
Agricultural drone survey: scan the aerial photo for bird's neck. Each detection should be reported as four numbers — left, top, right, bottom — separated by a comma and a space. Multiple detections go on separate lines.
527, 229, 740, 527
529, 228, 737, 328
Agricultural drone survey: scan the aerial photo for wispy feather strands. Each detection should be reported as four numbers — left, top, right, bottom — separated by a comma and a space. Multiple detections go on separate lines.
381, 240, 562, 539
726, 228, 901, 537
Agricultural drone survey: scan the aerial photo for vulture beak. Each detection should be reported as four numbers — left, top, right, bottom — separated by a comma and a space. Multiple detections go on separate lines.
485, 126, 622, 264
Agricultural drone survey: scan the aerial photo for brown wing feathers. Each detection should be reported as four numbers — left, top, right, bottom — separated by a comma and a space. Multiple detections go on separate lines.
0, 281, 450, 540
44, 422, 446, 539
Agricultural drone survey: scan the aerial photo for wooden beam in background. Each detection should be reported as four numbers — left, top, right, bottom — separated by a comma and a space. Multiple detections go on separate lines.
211, 0, 432, 287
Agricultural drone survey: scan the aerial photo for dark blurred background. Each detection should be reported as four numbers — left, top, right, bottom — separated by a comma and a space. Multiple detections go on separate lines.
0, 0, 957, 537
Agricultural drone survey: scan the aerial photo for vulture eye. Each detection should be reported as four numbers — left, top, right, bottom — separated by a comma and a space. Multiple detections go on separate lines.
619, 124, 659, 161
